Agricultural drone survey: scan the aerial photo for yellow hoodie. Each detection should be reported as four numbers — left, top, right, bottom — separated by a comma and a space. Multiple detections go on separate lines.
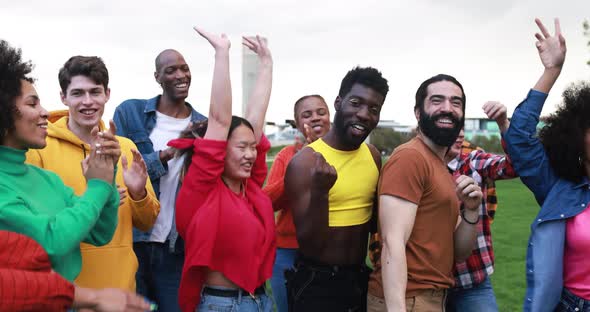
26, 110, 160, 291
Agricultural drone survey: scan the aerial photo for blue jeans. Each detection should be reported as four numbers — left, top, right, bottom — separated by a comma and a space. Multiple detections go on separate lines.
270, 248, 297, 312
134, 242, 184, 312
446, 276, 498, 312
197, 286, 273, 312
555, 288, 590, 312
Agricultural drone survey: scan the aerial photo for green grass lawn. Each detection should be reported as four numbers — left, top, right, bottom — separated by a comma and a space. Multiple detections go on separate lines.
491, 179, 539, 311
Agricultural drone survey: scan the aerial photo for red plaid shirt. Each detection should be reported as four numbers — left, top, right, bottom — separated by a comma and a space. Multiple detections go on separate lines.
448, 141, 517, 289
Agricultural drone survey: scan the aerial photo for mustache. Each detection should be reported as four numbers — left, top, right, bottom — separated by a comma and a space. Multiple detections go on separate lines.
433, 112, 460, 124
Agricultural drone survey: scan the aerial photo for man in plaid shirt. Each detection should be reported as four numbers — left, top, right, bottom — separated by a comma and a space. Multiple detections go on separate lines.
445, 101, 517, 312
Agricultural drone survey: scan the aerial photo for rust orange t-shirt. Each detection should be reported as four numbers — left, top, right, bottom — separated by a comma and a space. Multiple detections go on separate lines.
378, 137, 459, 297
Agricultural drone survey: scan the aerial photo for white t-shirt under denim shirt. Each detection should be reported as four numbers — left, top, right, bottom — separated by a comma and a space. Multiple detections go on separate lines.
148, 111, 191, 242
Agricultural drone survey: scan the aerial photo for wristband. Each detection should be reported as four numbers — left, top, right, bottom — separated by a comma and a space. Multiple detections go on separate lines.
461, 209, 480, 225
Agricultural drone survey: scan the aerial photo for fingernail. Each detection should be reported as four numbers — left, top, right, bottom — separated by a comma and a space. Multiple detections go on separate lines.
95, 143, 101, 147
150, 303, 158, 311
98, 132, 104, 136
97, 150, 102, 154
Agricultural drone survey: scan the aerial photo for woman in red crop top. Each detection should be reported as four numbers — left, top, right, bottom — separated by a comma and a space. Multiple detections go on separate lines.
169, 28, 275, 312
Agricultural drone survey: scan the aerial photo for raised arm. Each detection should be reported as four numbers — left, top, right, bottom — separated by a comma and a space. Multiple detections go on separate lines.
123, 147, 160, 232
194, 27, 232, 141
532, 18, 566, 94
285, 149, 336, 253
243, 36, 273, 142
465, 101, 517, 180
83, 122, 121, 246
483, 101, 510, 134
504, 18, 566, 203
453, 175, 483, 261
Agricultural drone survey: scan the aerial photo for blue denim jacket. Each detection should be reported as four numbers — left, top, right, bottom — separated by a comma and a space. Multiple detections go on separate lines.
113, 95, 206, 246
504, 89, 590, 312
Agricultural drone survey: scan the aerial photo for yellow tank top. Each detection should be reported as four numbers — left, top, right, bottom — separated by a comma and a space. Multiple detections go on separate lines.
308, 138, 379, 227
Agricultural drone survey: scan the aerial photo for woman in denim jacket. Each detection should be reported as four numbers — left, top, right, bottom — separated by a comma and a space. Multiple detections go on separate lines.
504, 18, 590, 312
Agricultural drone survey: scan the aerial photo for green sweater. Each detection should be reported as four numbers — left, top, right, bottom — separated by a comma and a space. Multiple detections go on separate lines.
0, 146, 119, 281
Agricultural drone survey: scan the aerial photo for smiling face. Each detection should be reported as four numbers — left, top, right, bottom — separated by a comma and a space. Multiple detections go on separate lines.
416, 80, 464, 147
333, 83, 384, 148
3, 80, 49, 150
223, 124, 258, 181
155, 50, 191, 101
61, 75, 109, 132
294, 96, 331, 138
447, 129, 465, 159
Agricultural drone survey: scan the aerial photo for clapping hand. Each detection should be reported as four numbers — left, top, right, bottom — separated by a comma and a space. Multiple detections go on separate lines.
122, 149, 148, 201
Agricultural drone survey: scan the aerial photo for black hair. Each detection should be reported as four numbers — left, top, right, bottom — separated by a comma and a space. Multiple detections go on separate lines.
0, 40, 34, 144
293, 94, 327, 119
338, 66, 389, 99
414, 74, 466, 112
177, 116, 255, 180
539, 82, 590, 182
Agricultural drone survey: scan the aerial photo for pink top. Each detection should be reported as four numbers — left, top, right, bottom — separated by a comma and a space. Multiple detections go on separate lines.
563, 203, 590, 300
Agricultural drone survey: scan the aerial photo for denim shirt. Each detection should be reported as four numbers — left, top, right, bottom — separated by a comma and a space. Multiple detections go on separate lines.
504, 89, 590, 312
113, 95, 206, 247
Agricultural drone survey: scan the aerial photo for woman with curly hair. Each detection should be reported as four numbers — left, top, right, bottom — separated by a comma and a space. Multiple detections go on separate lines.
0, 40, 150, 311
504, 19, 590, 312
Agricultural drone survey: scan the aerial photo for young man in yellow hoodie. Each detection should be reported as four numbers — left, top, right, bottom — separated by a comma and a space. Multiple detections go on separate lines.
26, 56, 160, 291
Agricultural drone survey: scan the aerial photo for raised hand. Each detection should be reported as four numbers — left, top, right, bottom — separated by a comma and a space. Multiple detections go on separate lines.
83, 126, 115, 183
534, 18, 566, 70
242, 35, 272, 64
482, 101, 509, 133
95, 120, 122, 165
194, 27, 231, 51
303, 123, 320, 144
122, 149, 148, 200
310, 152, 337, 192
117, 185, 127, 206
455, 175, 482, 211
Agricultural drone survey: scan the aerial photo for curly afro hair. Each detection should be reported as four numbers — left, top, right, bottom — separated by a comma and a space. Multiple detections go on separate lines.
539, 81, 590, 183
0, 40, 34, 144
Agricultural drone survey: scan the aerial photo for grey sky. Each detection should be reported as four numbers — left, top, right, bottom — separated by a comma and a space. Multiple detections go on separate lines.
2, 0, 589, 126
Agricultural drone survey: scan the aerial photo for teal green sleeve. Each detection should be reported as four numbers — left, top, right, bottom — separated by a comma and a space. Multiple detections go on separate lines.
81, 179, 119, 246
83, 167, 120, 246
0, 179, 113, 258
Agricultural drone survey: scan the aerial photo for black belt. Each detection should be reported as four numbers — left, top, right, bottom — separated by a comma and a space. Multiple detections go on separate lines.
295, 253, 369, 274
202, 286, 266, 298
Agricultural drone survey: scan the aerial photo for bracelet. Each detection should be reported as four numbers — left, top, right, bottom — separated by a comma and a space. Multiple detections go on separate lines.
461, 209, 480, 225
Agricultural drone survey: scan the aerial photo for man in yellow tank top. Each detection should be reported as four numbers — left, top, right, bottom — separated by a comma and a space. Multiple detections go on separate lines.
284, 66, 388, 312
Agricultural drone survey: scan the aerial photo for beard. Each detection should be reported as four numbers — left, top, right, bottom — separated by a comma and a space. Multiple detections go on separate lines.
418, 108, 464, 147
333, 110, 369, 148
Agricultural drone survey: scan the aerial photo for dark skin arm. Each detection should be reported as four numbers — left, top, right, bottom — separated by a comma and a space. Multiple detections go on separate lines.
285, 147, 337, 255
